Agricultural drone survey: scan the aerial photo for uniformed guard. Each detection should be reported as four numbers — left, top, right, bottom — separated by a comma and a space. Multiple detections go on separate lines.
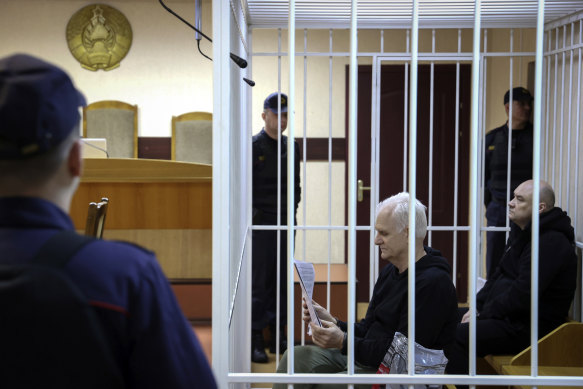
0, 53, 216, 389
251, 92, 301, 363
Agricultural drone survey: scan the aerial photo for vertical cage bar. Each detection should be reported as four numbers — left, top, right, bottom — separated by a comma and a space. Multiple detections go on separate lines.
453, 28, 462, 288
302, 28, 307, 263
407, 0, 419, 377
530, 0, 546, 379
559, 25, 566, 203
468, 0, 483, 381
275, 27, 283, 363
370, 55, 379, 299
479, 28, 488, 279
327, 28, 333, 312
403, 30, 410, 192
346, 0, 358, 379
428, 29, 435, 247
300, 27, 308, 348
551, 28, 559, 188
210, 0, 231, 384
566, 23, 574, 211
544, 31, 551, 178
285, 0, 295, 370
576, 19, 582, 317
505, 30, 514, 243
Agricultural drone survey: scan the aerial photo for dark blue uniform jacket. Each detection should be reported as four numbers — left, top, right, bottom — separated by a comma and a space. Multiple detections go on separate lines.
0, 197, 217, 389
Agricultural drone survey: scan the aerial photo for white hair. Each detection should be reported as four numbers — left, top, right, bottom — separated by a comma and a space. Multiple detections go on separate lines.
376, 192, 428, 239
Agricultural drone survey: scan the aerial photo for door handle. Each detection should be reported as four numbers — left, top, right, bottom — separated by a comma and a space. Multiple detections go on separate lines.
357, 179, 370, 202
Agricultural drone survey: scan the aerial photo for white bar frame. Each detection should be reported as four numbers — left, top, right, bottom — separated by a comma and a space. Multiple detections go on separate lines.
223, 1, 583, 386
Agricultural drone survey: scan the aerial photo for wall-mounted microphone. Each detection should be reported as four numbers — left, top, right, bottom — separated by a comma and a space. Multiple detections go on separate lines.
194, 0, 201, 41
230, 53, 247, 69
243, 78, 255, 87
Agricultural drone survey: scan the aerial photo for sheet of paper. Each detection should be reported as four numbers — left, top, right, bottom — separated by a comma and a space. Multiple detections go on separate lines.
294, 260, 321, 330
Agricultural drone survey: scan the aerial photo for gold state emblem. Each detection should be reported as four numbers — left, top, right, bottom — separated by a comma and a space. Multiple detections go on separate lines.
66, 4, 132, 71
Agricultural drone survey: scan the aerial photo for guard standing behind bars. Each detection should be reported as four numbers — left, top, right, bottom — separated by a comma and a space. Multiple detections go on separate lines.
251, 92, 301, 363
484, 87, 533, 278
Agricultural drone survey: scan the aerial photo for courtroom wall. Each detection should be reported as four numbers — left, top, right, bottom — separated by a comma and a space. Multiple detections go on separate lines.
0, 0, 214, 137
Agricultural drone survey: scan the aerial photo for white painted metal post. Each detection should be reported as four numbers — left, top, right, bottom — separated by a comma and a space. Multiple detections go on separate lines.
407, 0, 419, 378
286, 0, 296, 383
347, 0, 358, 381
530, 0, 546, 379
468, 0, 483, 382
211, 0, 231, 387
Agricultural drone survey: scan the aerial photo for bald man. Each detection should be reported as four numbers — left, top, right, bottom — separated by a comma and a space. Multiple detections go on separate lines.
447, 180, 577, 376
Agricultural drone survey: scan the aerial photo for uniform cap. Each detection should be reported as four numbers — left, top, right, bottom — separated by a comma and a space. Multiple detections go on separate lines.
503, 87, 533, 105
0, 53, 86, 159
263, 92, 288, 113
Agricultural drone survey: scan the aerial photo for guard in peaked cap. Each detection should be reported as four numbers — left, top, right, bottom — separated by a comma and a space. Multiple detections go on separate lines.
0, 53, 86, 159
263, 92, 287, 113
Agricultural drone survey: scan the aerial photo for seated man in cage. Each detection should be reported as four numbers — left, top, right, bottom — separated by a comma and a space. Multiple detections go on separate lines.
273, 192, 458, 389
446, 179, 577, 376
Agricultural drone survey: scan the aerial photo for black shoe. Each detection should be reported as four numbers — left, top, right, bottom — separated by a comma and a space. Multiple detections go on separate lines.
268, 326, 287, 353
269, 337, 287, 354
251, 330, 268, 363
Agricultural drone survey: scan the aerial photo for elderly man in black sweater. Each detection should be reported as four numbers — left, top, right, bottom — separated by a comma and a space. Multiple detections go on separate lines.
274, 193, 458, 389
447, 180, 577, 376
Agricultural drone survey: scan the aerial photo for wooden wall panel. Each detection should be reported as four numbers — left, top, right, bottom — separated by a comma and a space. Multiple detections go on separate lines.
72, 183, 212, 229
103, 229, 212, 279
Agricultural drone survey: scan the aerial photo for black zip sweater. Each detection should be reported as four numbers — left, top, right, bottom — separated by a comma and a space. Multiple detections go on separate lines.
477, 207, 577, 336
336, 248, 458, 368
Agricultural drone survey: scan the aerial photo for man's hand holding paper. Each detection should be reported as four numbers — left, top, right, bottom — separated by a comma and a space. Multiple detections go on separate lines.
310, 319, 344, 349
302, 298, 335, 325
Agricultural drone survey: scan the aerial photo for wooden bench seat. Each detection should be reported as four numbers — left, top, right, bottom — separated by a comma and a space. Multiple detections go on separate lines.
483, 354, 513, 375
501, 365, 583, 389
481, 322, 583, 388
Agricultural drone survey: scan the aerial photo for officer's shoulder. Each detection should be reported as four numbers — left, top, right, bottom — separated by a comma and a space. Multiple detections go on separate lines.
84, 239, 156, 263
485, 125, 505, 142
486, 125, 505, 136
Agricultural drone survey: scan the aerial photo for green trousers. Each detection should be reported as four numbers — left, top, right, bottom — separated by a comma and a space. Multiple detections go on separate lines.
273, 345, 377, 389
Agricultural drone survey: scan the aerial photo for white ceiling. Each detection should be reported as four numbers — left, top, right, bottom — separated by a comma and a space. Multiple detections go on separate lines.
243, 0, 583, 29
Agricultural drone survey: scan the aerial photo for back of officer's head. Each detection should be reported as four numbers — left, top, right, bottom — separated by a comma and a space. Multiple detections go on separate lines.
0, 53, 86, 192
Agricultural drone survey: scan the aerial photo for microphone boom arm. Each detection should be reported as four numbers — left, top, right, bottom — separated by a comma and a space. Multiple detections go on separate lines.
159, 0, 248, 69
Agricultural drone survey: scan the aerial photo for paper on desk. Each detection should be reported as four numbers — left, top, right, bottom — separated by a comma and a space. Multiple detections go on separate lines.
294, 260, 322, 333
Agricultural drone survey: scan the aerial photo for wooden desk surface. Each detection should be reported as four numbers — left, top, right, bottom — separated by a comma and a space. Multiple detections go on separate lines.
81, 158, 211, 183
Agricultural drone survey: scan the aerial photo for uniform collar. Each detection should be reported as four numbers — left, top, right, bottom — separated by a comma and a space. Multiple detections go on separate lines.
0, 197, 74, 230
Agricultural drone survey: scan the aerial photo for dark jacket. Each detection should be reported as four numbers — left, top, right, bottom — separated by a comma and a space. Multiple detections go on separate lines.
337, 247, 458, 368
477, 207, 577, 336
484, 123, 533, 206
252, 129, 301, 223
0, 197, 217, 389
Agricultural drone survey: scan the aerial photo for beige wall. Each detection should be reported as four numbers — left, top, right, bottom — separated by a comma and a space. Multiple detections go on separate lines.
0, 0, 214, 137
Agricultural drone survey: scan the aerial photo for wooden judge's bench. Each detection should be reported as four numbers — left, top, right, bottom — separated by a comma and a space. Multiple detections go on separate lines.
70, 158, 213, 280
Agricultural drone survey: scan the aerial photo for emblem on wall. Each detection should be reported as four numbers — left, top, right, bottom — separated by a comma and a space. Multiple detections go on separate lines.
66, 4, 132, 71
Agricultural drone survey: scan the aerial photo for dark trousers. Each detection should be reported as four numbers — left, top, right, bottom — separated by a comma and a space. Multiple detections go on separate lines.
485, 201, 508, 278
252, 227, 289, 330
446, 308, 529, 375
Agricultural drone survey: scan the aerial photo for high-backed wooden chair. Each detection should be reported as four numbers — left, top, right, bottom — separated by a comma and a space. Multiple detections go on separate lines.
85, 198, 109, 239
83, 100, 138, 158
171, 112, 212, 164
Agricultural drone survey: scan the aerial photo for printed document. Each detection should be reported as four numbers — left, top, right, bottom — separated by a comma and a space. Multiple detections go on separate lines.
294, 260, 322, 328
